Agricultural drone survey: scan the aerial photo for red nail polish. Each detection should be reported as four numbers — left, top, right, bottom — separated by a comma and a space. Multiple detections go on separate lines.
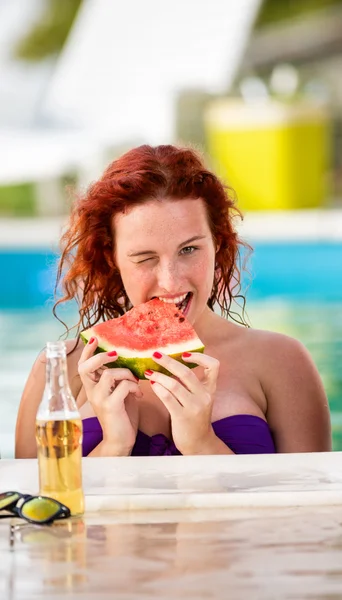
145, 370, 154, 376
107, 350, 117, 357
150, 381, 156, 385
182, 352, 192, 357
134, 376, 140, 382
153, 352, 162, 359
89, 337, 95, 344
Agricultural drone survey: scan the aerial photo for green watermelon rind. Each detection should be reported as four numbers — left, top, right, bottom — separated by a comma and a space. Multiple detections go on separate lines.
80, 333, 204, 379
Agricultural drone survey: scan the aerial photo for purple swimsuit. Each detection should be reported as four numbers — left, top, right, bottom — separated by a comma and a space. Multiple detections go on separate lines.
82, 414, 276, 456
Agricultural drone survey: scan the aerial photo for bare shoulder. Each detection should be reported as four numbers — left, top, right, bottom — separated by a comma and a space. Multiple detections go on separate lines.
246, 327, 331, 452
207, 316, 305, 356
210, 319, 331, 452
240, 327, 324, 390
202, 314, 320, 377
240, 326, 311, 361
65, 338, 84, 379
215, 320, 314, 364
232, 325, 325, 401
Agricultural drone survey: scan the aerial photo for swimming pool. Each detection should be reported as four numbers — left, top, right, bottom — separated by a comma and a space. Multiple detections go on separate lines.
1, 241, 342, 457
1, 241, 342, 308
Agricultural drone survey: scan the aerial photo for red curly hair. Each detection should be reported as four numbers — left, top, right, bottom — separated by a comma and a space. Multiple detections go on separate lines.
54, 144, 251, 333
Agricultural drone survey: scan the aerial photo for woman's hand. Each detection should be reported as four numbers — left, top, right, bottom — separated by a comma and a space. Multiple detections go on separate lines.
78, 337, 142, 456
144, 351, 220, 455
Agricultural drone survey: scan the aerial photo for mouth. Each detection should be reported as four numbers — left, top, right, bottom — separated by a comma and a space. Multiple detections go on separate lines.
153, 292, 193, 315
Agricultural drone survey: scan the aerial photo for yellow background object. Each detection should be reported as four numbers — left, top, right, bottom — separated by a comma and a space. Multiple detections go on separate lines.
204, 100, 331, 211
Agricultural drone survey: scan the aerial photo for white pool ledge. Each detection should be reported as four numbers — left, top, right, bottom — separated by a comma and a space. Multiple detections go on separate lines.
1, 452, 341, 511
0, 209, 342, 248
238, 208, 342, 241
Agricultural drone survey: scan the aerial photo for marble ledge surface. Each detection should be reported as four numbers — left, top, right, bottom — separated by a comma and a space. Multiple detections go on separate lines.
2, 453, 342, 600
1, 451, 342, 511
2, 504, 342, 599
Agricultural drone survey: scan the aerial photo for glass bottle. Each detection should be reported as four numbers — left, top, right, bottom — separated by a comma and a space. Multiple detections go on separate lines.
35, 341, 85, 516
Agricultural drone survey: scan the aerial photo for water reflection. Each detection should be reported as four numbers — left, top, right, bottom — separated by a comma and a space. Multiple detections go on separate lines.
11, 517, 88, 592
1, 301, 342, 456
3, 507, 342, 598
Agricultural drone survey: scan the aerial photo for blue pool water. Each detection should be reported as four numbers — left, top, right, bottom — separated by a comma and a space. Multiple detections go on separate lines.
1, 242, 342, 308
1, 241, 342, 457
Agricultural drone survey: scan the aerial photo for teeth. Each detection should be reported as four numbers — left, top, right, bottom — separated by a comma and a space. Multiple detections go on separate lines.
158, 293, 188, 305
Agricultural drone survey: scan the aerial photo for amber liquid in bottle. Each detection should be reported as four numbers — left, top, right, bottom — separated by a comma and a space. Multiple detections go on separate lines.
36, 342, 84, 515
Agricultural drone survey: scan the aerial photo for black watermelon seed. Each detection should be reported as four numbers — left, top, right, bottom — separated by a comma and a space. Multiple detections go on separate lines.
179, 317, 185, 323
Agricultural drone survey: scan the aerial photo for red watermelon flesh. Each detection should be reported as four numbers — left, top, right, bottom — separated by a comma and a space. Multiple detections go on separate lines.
80, 298, 204, 379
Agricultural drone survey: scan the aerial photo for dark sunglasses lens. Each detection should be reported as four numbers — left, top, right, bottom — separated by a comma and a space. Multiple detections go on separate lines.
0, 492, 21, 510
21, 497, 63, 523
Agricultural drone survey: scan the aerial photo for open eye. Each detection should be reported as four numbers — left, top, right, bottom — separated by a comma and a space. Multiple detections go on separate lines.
180, 246, 198, 255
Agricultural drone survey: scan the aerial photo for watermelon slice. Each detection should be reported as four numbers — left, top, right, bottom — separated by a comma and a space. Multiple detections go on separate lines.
80, 298, 204, 379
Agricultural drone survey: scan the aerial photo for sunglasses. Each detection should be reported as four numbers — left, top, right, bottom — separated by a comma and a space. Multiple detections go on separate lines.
0, 491, 71, 525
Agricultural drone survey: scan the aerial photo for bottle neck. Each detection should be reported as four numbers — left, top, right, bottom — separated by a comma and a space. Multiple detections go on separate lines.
46, 355, 69, 395
37, 349, 79, 419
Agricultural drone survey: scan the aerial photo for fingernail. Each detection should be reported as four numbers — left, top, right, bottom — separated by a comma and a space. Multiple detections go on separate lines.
182, 352, 192, 358
150, 381, 156, 385
153, 352, 162, 359
145, 369, 154, 377
134, 375, 140, 382
89, 337, 95, 344
107, 350, 117, 357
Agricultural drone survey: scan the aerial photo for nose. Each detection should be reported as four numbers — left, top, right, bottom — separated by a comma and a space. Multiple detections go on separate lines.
156, 259, 183, 293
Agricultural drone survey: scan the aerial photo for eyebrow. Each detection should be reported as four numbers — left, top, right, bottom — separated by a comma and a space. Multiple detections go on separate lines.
128, 235, 207, 258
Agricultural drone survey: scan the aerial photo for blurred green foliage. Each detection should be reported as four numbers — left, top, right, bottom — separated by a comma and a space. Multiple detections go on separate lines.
0, 184, 36, 216
13, 0, 82, 62
13, 0, 342, 61
256, 0, 342, 27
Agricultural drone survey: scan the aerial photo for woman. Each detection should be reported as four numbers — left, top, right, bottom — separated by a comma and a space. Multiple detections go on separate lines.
15, 144, 332, 457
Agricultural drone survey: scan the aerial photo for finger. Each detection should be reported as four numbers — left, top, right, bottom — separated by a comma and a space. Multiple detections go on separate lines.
181, 352, 219, 393
144, 370, 191, 406
78, 350, 119, 384
99, 368, 140, 386
90, 377, 142, 411
79, 342, 118, 370
110, 379, 143, 403
78, 335, 98, 363
97, 371, 143, 400
151, 351, 203, 395
150, 381, 182, 419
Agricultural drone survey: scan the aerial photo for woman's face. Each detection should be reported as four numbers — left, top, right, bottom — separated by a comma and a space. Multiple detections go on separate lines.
113, 198, 217, 327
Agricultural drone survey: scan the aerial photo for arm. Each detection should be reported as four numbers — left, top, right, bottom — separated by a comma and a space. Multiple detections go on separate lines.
15, 353, 46, 458
191, 431, 235, 455
88, 441, 132, 457
261, 333, 332, 453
